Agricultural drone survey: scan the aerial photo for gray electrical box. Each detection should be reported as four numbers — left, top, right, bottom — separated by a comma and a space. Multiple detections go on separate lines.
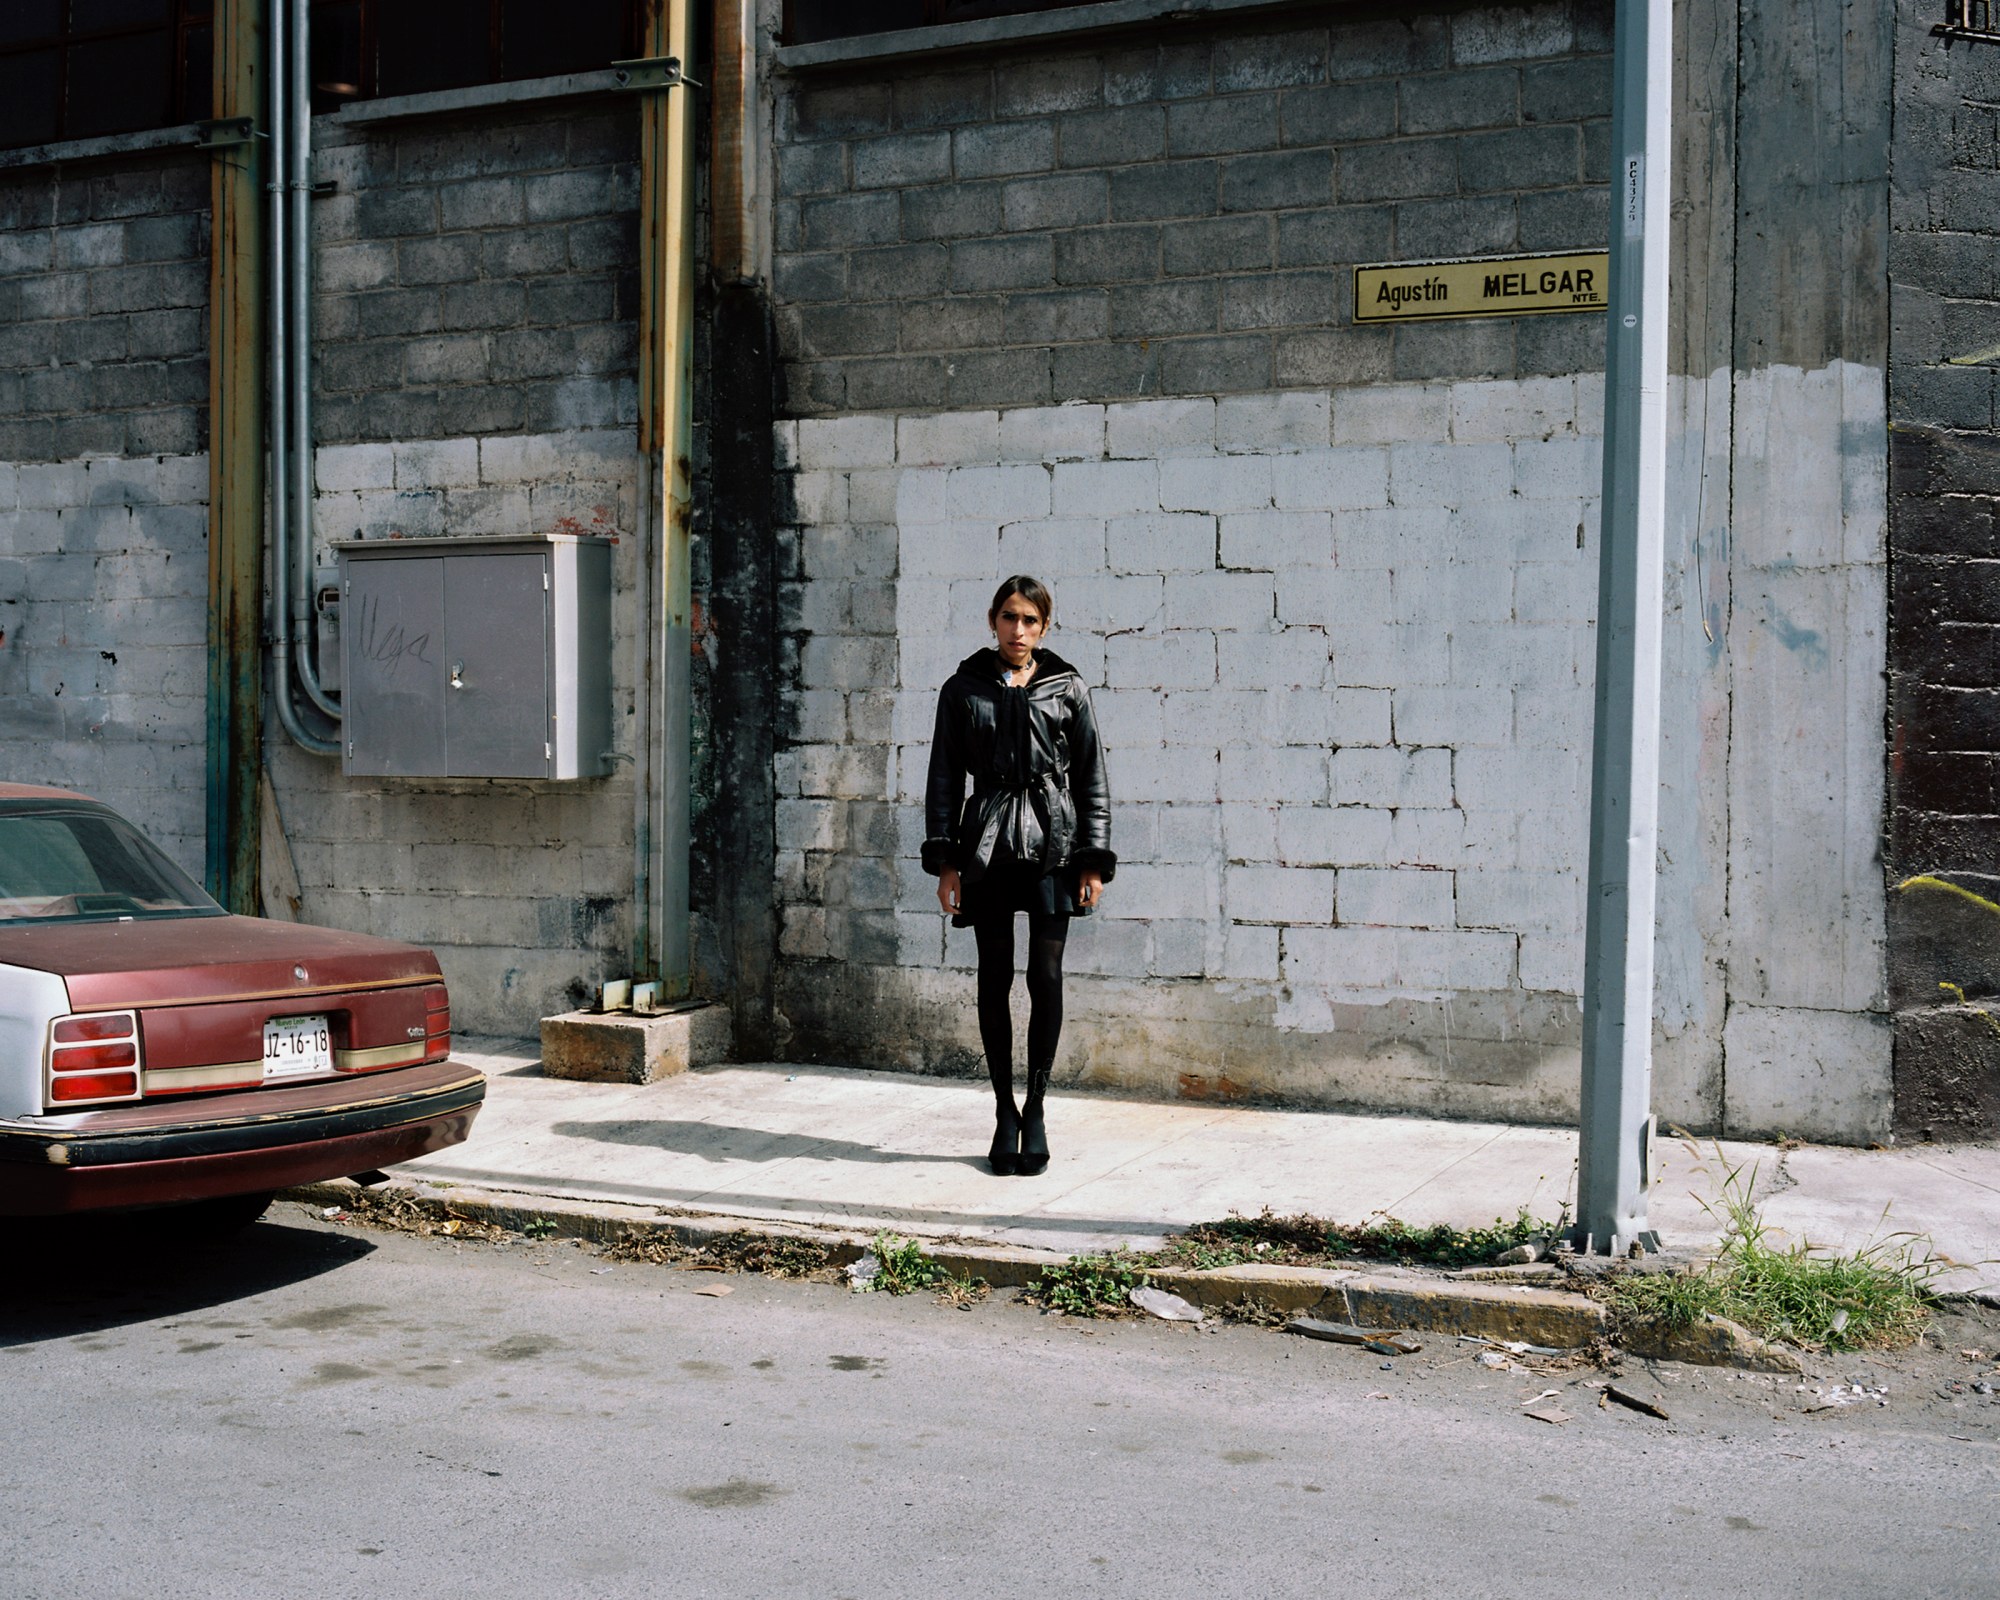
336, 533, 612, 780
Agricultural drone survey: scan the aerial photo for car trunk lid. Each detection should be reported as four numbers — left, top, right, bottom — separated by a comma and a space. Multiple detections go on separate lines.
0, 915, 440, 1009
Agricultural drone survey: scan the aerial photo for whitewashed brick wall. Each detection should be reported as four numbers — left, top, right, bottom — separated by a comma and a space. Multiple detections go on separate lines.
773, 369, 1892, 1137
780, 377, 1599, 993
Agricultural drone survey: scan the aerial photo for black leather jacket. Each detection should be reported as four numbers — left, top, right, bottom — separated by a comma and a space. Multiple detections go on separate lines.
923, 648, 1115, 893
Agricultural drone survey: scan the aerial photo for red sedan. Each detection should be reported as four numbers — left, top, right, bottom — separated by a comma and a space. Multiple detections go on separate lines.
0, 783, 483, 1217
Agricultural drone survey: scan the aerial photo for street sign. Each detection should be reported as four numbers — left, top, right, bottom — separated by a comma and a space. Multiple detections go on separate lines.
1353, 251, 1609, 324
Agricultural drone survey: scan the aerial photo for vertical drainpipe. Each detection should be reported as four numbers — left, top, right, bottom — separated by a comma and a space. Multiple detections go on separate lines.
204, 0, 266, 914
635, 0, 699, 996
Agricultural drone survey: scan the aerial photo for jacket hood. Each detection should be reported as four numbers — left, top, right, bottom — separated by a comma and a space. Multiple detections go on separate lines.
954, 647, 1081, 683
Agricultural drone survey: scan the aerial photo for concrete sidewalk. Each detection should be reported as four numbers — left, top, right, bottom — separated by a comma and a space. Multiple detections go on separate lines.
404, 1040, 2000, 1295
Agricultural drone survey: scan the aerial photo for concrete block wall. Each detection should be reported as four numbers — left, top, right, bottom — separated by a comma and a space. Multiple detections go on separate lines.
0, 91, 734, 1041
0, 152, 211, 864
761, 1, 1902, 1140
0, 155, 209, 462
268, 425, 643, 1033
770, 368, 1891, 1137
0, 452, 210, 869
771, 3, 1612, 416
1884, 8, 2000, 1136
310, 101, 641, 442
772, 378, 1604, 1122
262, 96, 653, 1034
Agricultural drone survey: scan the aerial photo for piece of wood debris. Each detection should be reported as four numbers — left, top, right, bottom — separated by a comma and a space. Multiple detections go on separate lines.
1286, 1318, 1419, 1353
1605, 1385, 1670, 1419
690, 1283, 734, 1298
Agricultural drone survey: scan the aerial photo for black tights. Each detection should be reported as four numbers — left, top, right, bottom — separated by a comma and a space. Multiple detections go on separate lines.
972, 908, 1069, 1107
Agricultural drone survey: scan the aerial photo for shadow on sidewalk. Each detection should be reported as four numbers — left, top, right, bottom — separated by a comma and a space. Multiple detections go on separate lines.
552, 1119, 990, 1170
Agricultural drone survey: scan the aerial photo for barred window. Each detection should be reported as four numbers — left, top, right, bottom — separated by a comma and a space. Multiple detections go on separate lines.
0, 1, 644, 153
784, 1, 1084, 48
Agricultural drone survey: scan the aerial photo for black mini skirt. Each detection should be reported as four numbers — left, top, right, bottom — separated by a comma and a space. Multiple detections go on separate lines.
954, 857, 1083, 925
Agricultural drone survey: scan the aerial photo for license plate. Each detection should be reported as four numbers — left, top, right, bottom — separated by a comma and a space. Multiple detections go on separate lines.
263, 1015, 332, 1078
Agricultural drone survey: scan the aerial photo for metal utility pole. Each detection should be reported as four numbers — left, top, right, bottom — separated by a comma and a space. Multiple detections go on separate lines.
1574, 0, 1671, 1255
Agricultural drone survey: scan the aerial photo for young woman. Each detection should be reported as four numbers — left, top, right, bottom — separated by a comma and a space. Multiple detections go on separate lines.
923, 576, 1115, 1176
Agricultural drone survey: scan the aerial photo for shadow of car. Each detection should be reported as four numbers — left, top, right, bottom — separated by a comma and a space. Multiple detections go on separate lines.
0, 784, 483, 1218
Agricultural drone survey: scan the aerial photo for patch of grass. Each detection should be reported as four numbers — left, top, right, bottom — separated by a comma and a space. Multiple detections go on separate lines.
1152, 1206, 1564, 1272
1028, 1253, 1150, 1317
1602, 1149, 1940, 1352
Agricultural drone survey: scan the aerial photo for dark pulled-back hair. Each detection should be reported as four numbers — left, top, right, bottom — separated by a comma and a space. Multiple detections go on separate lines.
988, 574, 1054, 629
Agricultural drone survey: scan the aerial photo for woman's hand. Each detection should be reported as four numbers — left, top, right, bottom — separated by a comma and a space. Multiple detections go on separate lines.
1077, 869, 1104, 911
937, 867, 962, 916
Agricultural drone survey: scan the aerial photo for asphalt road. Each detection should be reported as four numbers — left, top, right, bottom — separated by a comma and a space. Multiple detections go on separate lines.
3, 1201, 1995, 1599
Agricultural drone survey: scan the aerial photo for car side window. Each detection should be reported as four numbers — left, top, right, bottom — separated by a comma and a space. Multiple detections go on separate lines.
0, 817, 98, 898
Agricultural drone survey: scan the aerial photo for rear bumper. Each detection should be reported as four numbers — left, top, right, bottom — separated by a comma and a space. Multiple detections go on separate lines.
0, 1060, 484, 1215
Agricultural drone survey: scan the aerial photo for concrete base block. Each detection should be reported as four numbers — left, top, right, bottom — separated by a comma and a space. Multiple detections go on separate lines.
540, 1003, 734, 1084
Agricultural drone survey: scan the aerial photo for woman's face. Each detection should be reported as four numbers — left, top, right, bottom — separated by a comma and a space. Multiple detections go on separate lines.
992, 594, 1047, 666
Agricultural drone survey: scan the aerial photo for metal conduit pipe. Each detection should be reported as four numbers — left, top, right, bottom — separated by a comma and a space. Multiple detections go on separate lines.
632, 0, 699, 991
288, 0, 339, 720
267, 0, 337, 754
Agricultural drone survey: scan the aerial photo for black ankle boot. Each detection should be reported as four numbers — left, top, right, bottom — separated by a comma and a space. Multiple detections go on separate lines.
1017, 1071, 1050, 1175
988, 1100, 1020, 1176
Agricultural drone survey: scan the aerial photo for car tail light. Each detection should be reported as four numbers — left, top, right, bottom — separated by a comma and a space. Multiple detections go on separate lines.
47, 1011, 144, 1106
423, 984, 451, 1062
51, 1071, 140, 1103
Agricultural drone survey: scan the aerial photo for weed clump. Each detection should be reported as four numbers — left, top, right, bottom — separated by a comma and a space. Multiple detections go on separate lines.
858, 1232, 989, 1306
1601, 1157, 1938, 1352
1028, 1253, 1150, 1317
1154, 1207, 1562, 1272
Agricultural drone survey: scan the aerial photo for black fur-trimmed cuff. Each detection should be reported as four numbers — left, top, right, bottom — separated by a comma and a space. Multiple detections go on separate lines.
921, 838, 957, 876
1071, 848, 1116, 882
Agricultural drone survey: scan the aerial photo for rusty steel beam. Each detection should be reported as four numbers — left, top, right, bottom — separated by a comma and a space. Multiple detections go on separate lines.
633, 0, 699, 994
204, 0, 266, 914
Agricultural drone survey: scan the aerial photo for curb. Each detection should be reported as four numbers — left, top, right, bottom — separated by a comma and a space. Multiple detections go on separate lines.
278, 1179, 1785, 1369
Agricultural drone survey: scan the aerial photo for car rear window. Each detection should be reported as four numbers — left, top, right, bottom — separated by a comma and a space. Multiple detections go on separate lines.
0, 805, 224, 924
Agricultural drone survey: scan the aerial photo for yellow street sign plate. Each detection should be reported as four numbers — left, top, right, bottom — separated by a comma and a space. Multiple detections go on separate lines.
1353, 251, 1609, 324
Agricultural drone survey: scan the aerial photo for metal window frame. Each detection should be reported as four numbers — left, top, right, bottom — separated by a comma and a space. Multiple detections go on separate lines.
311, 0, 644, 107
0, 2, 214, 152
1936, 0, 2000, 44
782, 0, 1082, 47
